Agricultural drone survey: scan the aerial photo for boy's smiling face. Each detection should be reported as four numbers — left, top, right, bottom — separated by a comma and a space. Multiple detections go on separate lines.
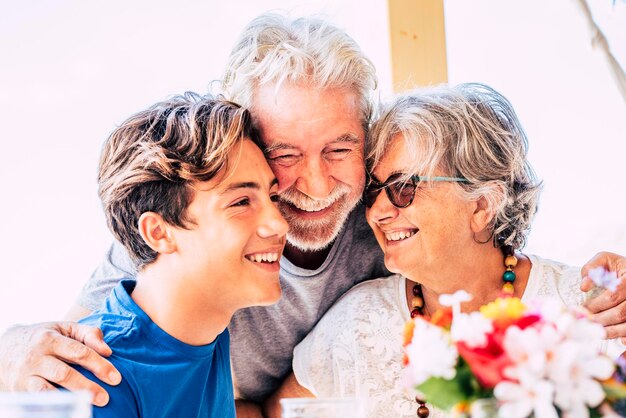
170, 139, 288, 310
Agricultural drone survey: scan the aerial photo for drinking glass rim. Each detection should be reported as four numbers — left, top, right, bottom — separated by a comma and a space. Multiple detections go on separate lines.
0, 391, 91, 406
280, 397, 361, 405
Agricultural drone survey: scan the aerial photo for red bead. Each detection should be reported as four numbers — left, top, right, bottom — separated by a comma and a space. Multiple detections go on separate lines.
411, 308, 422, 318
412, 285, 421, 297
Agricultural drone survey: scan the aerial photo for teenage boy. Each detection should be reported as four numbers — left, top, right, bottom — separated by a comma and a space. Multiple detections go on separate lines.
73, 92, 288, 417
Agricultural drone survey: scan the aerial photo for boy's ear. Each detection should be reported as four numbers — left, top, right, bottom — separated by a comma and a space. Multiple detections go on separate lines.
138, 212, 177, 255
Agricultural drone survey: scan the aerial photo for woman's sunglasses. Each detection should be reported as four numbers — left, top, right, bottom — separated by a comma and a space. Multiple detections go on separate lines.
363, 173, 469, 208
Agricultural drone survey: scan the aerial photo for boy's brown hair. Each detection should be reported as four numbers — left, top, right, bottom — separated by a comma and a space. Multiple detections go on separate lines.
98, 92, 258, 268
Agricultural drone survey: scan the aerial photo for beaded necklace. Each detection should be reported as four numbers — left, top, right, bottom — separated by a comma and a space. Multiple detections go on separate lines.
408, 246, 518, 417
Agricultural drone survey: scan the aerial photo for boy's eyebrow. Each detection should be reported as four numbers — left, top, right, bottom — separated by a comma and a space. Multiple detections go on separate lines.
220, 178, 279, 194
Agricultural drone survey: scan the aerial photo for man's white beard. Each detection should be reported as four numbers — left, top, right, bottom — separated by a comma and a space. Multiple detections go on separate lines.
278, 183, 360, 252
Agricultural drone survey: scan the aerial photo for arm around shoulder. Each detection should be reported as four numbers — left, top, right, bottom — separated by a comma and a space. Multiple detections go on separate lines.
1, 245, 124, 392
0, 321, 121, 406
64, 304, 94, 322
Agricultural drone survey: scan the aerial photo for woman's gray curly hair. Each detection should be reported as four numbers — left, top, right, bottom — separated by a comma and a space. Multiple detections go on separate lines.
367, 83, 542, 250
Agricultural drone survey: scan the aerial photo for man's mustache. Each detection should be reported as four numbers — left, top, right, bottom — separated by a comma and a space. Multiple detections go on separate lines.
279, 183, 351, 212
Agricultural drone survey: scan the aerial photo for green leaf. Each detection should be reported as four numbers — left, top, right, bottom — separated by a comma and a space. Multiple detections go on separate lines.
417, 376, 467, 410
589, 405, 603, 418
415, 360, 493, 411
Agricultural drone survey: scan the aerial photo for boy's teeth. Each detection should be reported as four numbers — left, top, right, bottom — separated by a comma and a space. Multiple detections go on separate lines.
247, 253, 279, 263
386, 231, 416, 241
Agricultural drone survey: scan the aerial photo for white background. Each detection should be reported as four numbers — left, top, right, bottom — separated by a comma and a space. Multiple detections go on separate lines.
1, 0, 624, 334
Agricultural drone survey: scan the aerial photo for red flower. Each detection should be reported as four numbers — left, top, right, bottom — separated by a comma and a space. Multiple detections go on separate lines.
457, 314, 541, 388
457, 326, 511, 388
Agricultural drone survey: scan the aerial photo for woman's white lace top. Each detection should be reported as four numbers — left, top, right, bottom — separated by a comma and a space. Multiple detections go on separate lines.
292, 255, 624, 418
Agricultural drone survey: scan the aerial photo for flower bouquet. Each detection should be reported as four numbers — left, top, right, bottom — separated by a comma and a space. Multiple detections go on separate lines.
402, 289, 626, 418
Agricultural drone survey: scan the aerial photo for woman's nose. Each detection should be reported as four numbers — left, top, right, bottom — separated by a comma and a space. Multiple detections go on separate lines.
366, 188, 398, 224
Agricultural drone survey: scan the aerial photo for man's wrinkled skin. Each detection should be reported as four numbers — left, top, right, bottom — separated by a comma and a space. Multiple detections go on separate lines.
0, 322, 121, 406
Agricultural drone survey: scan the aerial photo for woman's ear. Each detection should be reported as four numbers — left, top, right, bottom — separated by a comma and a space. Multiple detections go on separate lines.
137, 212, 177, 255
470, 182, 505, 236
470, 196, 495, 234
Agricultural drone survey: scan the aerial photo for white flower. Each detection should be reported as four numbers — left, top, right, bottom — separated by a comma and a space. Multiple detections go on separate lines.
548, 340, 614, 415
450, 311, 493, 348
439, 290, 472, 320
501, 324, 559, 380
494, 376, 558, 418
524, 298, 603, 342
402, 318, 458, 386
440, 290, 479, 347
525, 298, 564, 323
501, 307, 613, 416
588, 266, 620, 292
553, 310, 606, 342
439, 290, 472, 307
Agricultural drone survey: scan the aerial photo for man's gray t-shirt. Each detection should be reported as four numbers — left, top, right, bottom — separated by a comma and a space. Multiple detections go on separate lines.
77, 203, 389, 402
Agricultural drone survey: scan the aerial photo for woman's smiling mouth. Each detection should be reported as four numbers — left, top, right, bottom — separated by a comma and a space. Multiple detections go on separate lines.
385, 229, 419, 242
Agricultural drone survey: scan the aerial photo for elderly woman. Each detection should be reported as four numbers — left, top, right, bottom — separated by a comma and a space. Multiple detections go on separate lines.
291, 83, 623, 417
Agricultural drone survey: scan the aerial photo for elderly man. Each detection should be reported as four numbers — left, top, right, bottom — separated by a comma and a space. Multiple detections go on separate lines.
1, 12, 625, 418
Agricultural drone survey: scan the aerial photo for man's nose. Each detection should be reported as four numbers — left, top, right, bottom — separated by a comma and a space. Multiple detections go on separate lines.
295, 157, 336, 199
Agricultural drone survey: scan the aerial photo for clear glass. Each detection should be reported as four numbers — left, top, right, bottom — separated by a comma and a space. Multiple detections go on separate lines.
280, 398, 365, 418
0, 391, 92, 418
584, 285, 605, 302
584, 286, 609, 353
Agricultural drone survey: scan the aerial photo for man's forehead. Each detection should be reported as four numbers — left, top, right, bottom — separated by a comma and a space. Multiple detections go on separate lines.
248, 82, 365, 149
250, 82, 361, 118
264, 133, 363, 152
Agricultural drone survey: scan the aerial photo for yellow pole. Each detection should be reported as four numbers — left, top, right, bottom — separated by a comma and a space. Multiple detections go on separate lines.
387, 0, 448, 92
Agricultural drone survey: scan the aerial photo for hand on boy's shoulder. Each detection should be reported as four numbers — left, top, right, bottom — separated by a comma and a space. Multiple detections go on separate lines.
0, 321, 121, 406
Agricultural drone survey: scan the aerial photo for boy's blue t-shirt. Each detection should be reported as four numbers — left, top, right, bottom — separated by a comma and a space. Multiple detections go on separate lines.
75, 280, 235, 418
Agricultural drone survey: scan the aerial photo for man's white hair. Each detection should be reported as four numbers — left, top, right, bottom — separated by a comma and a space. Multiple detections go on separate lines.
221, 12, 378, 129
